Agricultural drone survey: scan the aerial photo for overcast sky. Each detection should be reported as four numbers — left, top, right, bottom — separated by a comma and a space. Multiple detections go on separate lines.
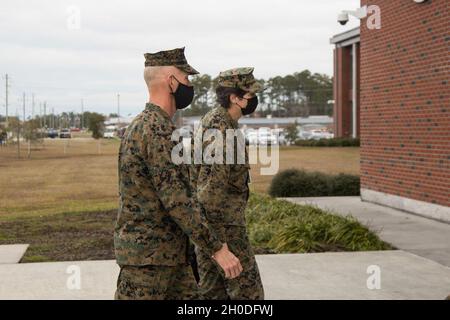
0, 0, 359, 117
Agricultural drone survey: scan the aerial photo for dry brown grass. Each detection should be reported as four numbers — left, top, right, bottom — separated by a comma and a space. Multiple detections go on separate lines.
249, 146, 360, 193
0, 138, 120, 220
0, 139, 359, 219
0, 138, 360, 262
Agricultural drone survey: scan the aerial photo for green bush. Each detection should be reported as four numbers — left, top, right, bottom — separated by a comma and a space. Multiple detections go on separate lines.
294, 137, 360, 147
329, 173, 360, 196
269, 169, 360, 197
246, 193, 393, 254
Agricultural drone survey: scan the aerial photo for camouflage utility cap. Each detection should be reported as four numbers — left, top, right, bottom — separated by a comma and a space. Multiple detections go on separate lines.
218, 67, 264, 93
144, 47, 199, 75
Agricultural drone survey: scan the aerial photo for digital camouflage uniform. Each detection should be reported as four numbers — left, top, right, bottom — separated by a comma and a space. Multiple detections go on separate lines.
114, 48, 223, 300
191, 67, 265, 300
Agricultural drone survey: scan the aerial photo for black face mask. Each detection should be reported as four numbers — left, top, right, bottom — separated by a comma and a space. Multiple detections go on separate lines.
241, 96, 259, 115
170, 76, 194, 109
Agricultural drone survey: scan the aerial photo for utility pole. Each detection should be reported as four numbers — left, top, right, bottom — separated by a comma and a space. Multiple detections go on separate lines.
22, 93, 26, 123
5, 74, 9, 143
43, 102, 47, 128
5, 74, 9, 128
23, 93, 31, 158
17, 120, 20, 159
117, 93, 120, 119
32, 93, 35, 119
23, 93, 28, 157
81, 98, 84, 129
17, 96, 23, 159
52, 107, 55, 129
39, 102, 42, 127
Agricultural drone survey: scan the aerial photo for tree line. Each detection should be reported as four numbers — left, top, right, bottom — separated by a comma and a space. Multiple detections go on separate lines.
0, 69, 332, 145
0, 112, 105, 144
182, 69, 333, 117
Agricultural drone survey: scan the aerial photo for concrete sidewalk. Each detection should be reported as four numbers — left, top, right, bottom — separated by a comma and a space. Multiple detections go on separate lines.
282, 197, 450, 267
0, 250, 448, 300
0, 245, 29, 264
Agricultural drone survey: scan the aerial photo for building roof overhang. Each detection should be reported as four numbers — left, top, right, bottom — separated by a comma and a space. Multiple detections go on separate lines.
330, 27, 360, 47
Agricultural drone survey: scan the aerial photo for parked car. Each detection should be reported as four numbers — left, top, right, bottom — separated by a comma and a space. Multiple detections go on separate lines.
47, 128, 58, 139
309, 130, 333, 140
245, 128, 278, 145
258, 129, 278, 145
59, 128, 72, 139
272, 128, 287, 145
103, 125, 116, 139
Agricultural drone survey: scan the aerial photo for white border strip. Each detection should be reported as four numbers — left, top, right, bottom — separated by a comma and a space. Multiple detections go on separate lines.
330, 27, 360, 44
361, 188, 450, 224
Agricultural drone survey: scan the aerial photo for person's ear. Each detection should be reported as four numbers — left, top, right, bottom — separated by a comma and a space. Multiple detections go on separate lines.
229, 93, 235, 106
167, 74, 177, 93
230, 93, 239, 105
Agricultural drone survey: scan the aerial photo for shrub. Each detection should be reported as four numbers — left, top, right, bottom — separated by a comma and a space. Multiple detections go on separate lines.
269, 169, 360, 197
246, 193, 393, 254
294, 137, 360, 147
268, 169, 329, 197
329, 173, 360, 196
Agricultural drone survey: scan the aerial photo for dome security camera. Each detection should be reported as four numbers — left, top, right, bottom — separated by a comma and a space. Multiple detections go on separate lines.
337, 6, 367, 25
337, 12, 349, 25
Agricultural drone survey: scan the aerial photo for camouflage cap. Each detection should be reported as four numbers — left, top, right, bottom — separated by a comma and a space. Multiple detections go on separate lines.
217, 67, 264, 93
144, 47, 199, 75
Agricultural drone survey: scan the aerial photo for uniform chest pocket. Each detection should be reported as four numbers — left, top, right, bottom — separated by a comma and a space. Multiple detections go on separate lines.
228, 164, 250, 193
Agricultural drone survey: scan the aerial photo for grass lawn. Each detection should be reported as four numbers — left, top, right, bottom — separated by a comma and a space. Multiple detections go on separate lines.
0, 137, 120, 220
0, 137, 366, 262
0, 195, 392, 263
0, 209, 116, 262
0, 139, 359, 218
250, 146, 359, 193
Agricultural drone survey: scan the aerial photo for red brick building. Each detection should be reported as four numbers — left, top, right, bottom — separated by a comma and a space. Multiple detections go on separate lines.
331, 27, 361, 138
331, 0, 449, 222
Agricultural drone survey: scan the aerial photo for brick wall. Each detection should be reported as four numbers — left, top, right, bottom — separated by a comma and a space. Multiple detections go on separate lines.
360, 0, 449, 207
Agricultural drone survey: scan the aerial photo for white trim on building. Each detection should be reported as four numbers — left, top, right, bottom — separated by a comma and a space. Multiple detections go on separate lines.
330, 27, 360, 47
361, 188, 450, 224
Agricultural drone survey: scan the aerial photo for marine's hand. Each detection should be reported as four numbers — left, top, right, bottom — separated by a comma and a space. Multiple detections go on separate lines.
212, 243, 243, 279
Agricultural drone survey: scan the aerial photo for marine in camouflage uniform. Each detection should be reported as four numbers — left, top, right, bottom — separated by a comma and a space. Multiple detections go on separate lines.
191, 67, 265, 300
114, 48, 224, 300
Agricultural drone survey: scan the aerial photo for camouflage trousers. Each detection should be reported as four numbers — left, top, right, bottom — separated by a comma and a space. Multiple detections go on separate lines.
115, 264, 200, 300
195, 225, 265, 300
